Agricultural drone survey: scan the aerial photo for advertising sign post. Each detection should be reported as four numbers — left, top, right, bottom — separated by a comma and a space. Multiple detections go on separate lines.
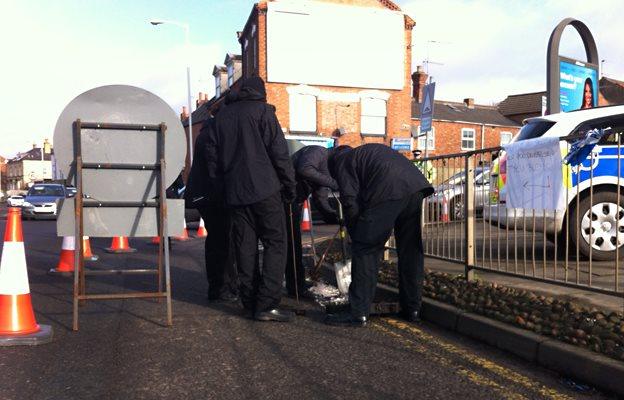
546, 18, 599, 114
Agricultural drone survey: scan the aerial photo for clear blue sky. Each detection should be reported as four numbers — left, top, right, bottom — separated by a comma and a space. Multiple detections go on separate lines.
1, 0, 622, 157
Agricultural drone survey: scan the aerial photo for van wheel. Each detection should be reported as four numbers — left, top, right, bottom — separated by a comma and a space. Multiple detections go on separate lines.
449, 197, 464, 221
569, 191, 624, 261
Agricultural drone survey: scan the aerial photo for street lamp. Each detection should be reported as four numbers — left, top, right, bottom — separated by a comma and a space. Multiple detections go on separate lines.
150, 19, 194, 164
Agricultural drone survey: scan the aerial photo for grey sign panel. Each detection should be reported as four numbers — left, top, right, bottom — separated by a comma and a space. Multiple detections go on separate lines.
53, 85, 186, 201
57, 199, 185, 237
418, 82, 435, 134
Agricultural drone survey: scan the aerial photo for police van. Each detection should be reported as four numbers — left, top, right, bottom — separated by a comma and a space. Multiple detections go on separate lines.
488, 105, 624, 260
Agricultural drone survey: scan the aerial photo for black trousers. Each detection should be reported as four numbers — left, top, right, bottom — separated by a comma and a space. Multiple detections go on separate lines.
231, 192, 287, 313
198, 205, 237, 297
285, 202, 304, 296
348, 191, 425, 317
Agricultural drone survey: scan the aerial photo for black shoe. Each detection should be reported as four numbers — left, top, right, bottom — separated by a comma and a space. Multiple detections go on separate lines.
254, 308, 295, 322
208, 291, 239, 303
324, 312, 367, 327
399, 309, 420, 323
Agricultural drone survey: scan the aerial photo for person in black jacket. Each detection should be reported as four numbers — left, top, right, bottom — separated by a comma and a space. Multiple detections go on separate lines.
185, 117, 238, 302
214, 76, 297, 322
325, 144, 434, 327
285, 145, 339, 297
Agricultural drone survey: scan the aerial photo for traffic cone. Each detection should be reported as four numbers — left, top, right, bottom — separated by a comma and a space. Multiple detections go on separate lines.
175, 219, 190, 241
82, 236, 98, 261
105, 236, 137, 253
49, 236, 75, 274
441, 196, 450, 222
301, 200, 311, 232
197, 218, 208, 238
0, 207, 53, 345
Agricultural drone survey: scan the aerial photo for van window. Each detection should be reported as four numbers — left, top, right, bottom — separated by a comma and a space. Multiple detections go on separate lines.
576, 116, 624, 145
512, 121, 555, 143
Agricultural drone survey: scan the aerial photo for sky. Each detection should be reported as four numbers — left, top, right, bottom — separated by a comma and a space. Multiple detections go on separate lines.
0, 0, 622, 158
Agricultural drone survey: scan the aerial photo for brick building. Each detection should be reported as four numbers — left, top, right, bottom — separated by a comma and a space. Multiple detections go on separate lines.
498, 76, 624, 124
185, 0, 415, 160
6, 140, 53, 192
411, 67, 521, 156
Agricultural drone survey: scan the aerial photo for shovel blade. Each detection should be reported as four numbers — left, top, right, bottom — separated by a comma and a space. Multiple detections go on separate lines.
334, 260, 352, 295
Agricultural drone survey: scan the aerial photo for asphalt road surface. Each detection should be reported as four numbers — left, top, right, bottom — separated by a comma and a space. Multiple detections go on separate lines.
0, 217, 615, 400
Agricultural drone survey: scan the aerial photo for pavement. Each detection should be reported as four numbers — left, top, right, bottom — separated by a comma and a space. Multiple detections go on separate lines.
0, 215, 616, 399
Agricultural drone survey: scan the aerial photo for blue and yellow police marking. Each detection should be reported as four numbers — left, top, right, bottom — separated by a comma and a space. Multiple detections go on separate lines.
372, 318, 574, 400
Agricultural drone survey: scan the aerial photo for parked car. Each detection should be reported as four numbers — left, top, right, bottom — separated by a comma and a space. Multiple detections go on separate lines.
7, 195, 25, 207
22, 184, 66, 220
429, 167, 490, 220
487, 105, 624, 260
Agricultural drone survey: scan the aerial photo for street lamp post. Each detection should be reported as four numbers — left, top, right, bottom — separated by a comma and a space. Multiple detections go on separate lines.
150, 19, 194, 164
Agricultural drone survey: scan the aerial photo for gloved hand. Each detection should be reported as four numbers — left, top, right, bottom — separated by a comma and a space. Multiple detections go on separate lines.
281, 185, 296, 204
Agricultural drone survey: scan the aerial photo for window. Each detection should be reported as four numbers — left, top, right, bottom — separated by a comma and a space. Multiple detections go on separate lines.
215, 75, 221, 98
361, 98, 386, 135
289, 93, 317, 133
416, 126, 435, 150
461, 128, 476, 150
227, 64, 234, 87
500, 131, 513, 145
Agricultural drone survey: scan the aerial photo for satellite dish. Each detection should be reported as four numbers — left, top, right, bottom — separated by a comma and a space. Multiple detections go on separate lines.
53, 85, 186, 202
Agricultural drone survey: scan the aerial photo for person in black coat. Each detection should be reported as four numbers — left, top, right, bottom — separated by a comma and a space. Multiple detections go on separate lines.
325, 144, 434, 327
285, 145, 339, 297
185, 117, 238, 302
214, 76, 297, 322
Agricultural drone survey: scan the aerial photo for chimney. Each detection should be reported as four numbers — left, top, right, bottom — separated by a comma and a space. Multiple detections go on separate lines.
197, 92, 209, 107
463, 98, 475, 109
43, 138, 51, 155
32, 143, 37, 149
180, 106, 189, 121
411, 65, 428, 103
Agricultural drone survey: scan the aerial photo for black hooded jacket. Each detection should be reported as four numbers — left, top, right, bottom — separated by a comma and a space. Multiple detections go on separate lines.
292, 145, 338, 218
328, 143, 434, 223
185, 117, 223, 207
214, 77, 296, 206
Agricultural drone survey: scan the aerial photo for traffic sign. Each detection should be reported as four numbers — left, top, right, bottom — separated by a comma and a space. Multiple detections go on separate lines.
418, 82, 436, 134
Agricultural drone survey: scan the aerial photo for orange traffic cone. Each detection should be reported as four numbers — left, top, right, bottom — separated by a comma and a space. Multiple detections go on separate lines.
175, 219, 190, 241
82, 236, 98, 261
301, 200, 311, 232
49, 236, 75, 274
197, 218, 208, 238
0, 207, 53, 345
441, 196, 450, 222
105, 236, 137, 253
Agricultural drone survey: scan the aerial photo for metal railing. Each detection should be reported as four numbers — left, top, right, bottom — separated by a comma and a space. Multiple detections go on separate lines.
415, 136, 624, 298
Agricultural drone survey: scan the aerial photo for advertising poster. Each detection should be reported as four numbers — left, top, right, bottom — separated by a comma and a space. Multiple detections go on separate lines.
559, 57, 599, 112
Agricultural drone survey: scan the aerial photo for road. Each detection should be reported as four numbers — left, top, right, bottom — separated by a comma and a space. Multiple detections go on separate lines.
0, 216, 614, 399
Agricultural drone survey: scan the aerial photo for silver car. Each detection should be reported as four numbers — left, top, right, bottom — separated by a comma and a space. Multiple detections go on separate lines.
22, 184, 66, 220
428, 167, 490, 220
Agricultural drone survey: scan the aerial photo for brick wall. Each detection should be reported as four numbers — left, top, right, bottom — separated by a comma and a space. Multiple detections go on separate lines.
412, 119, 520, 155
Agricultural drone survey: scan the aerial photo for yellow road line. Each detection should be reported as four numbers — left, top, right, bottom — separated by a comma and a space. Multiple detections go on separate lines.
371, 322, 528, 400
382, 318, 573, 400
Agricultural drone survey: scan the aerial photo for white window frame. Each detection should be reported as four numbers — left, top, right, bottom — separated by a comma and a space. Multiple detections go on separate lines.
500, 131, 513, 145
461, 128, 476, 151
215, 75, 221, 98
361, 97, 387, 136
289, 93, 317, 133
227, 63, 234, 87
416, 126, 435, 150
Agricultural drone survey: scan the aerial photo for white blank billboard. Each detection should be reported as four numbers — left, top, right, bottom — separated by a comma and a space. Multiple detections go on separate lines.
267, 1, 405, 90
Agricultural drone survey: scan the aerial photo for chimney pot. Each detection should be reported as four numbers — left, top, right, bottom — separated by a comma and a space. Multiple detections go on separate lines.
411, 65, 429, 103
463, 98, 475, 108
